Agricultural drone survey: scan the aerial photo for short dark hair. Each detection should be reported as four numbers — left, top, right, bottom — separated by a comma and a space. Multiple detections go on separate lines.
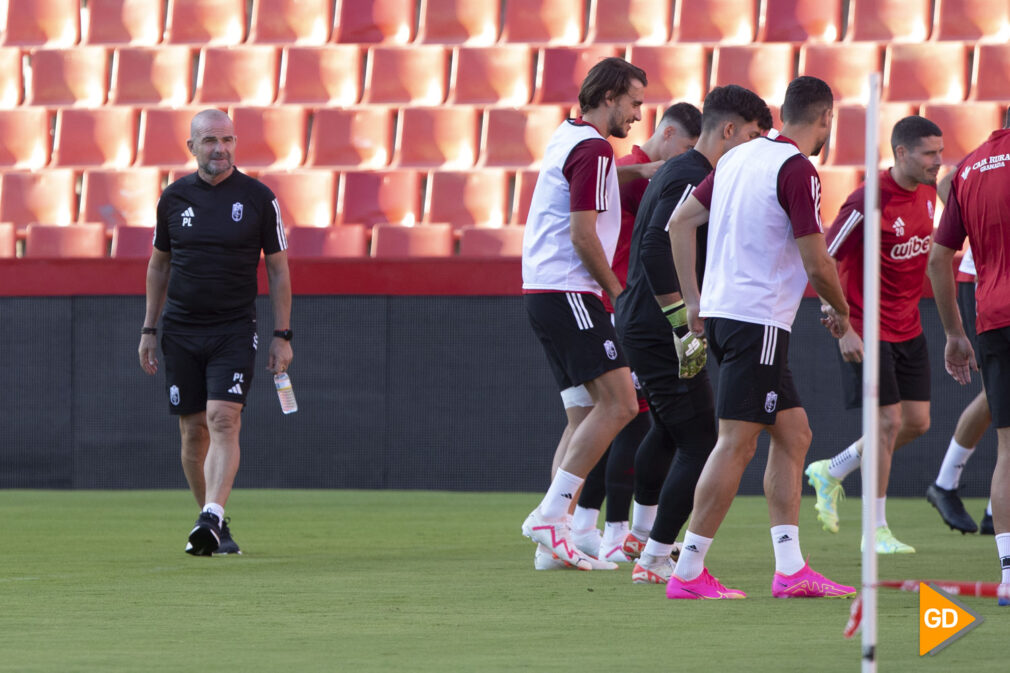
701, 85, 772, 133
780, 76, 833, 125
659, 102, 702, 138
890, 115, 943, 154
578, 57, 648, 113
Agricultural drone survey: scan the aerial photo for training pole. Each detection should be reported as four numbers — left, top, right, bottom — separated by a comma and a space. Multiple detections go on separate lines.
860, 72, 882, 673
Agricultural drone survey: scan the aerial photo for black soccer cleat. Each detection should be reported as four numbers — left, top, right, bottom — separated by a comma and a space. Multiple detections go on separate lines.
926, 483, 978, 534
980, 512, 995, 535
214, 517, 242, 555
186, 511, 222, 556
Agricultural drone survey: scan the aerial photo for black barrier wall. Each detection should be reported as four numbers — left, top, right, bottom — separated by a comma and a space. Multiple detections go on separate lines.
0, 296, 995, 496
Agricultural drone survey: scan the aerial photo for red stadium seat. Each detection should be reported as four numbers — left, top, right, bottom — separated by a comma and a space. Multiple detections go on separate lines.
932, 0, 1010, 42
0, 222, 15, 257
361, 45, 448, 106
79, 168, 161, 227
248, 0, 333, 44
285, 224, 367, 258
608, 106, 656, 160
25, 224, 106, 257
257, 170, 337, 227
0, 170, 77, 232
423, 170, 508, 229
135, 107, 201, 169
277, 45, 362, 106
193, 46, 279, 106
25, 47, 109, 106
109, 46, 193, 106
0, 108, 51, 169
757, 0, 842, 42
817, 166, 863, 229
370, 223, 453, 258
164, 0, 246, 45
84, 0, 163, 45
499, 0, 585, 44
921, 103, 1003, 165
110, 225, 155, 257
845, 0, 931, 42
883, 42, 968, 103
458, 225, 525, 257
586, 0, 670, 44
50, 107, 138, 169
626, 45, 707, 104
969, 44, 1010, 102
1, 0, 80, 47
416, 0, 499, 45
336, 170, 421, 227
824, 103, 917, 167
672, 0, 757, 44
531, 46, 621, 105
798, 43, 881, 104
510, 169, 539, 224
228, 106, 307, 169
478, 106, 567, 168
391, 106, 479, 169
0, 47, 22, 107
711, 44, 795, 104
332, 0, 416, 44
305, 107, 394, 169
447, 45, 533, 106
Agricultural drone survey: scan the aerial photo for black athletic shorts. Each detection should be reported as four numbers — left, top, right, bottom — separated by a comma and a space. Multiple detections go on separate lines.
705, 317, 801, 425
977, 326, 1010, 428
621, 337, 715, 426
161, 331, 258, 415
838, 333, 930, 409
957, 280, 978, 349
524, 291, 628, 390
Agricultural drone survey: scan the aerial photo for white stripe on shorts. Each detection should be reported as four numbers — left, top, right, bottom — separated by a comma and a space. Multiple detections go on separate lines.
760, 324, 778, 366
566, 292, 594, 330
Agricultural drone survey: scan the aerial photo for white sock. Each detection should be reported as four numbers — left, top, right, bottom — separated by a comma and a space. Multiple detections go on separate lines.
539, 469, 584, 521
876, 497, 888, 529
203, 502, 224, 524
673, 531, 712, 581
631, 501, 657, 539
828, 443, 862, 480
935, 438, 974, 490
572, 506, 599, 533
643, 538, 674, 559
602, 520, 628, 545
987, 499, 993, 516
997, 534, 1010, 584
771, 525, 805, 575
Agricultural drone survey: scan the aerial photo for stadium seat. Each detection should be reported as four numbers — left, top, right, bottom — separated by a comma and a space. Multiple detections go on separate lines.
586, 0, 670, 44
277, 45, 361, 106
285, 224, 367, 258
332, 0, 416, 44
135, 107, 201, 169
84, 0, 163, 45
305, 107, 394, 169
458, 225, 525, 257
0, 222, 15, 257
0, 0, 80, 47
478, 106, 567, 168
360, 45, 448, 106
883, 42, 968, 103
672, 0, 757, 44
109, 46, 193, 106
193, 46, 280, 106
921, 103, 1003, 165
0, 108, 50, 169
50, 107, 138, 169
370, 223, 453, 258
416, 0, 499, 45
25, 47, 109, 107
824, 103, 917, 167
228, 106, 307, 169
336, 170, 421, 227
510, 169, 539, 224
447, 45, 533, 106
25, 224, 107, 258
711, 44, 795, 104
845, 0, 931, 42
757, 0, 842, 42
817, 166, 862, 228
110, 225, 155, 257
79, 168, 161, 227
499, 0, 585, 44
969, 44, 1010, 102
625, 45, 707, 104
531, 46, 621, 105
0, 170, 77, 232
257, 170, 337, 227
798, 43, 881, 104
164, 0, 246, 45
391, 106, 479, 169
608, 106, 656, 160
423, 170, 508, 229
0, 47, 22, 107
932, 0, 1010, 42
248, 0, 333, 44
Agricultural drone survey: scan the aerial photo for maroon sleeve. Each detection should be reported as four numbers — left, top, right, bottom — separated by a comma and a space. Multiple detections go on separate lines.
691, 170, 715, 209
824, 186, 865, 260
562, 138, 614, 213
934, 178, 967, 250
777, 155, 823, 238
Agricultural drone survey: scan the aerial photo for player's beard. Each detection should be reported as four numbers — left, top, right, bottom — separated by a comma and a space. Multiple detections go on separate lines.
811, 139, 826, 157
607, 108, 630, 138
201, 154, 233, 176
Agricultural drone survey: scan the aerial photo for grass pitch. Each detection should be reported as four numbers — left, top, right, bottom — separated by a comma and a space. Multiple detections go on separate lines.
0, 490, 1002, 672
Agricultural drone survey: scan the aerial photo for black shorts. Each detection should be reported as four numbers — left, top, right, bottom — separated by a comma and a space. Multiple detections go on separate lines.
161, 331, 258, 415
977, 326, 1010, 428
958, 281, 978, 349
524, 291, 628, 390
705, 317, 801, 425
622, 337, 715, 426
839, 333, 930, 409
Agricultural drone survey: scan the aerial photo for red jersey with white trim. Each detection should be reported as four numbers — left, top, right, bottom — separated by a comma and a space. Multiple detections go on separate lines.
935, 128, 1010, 334
825, 169, 937, 342
603, 144, 652, 312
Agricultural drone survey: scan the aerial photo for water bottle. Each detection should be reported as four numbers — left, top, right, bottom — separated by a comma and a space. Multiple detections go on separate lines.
273, 372, 298, 414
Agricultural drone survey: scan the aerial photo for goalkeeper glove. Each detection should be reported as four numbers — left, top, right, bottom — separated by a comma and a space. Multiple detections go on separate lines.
662, 300, 707, 379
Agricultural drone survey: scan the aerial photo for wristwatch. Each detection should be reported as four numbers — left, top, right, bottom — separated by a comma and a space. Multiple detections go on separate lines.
273, 329, 293, 341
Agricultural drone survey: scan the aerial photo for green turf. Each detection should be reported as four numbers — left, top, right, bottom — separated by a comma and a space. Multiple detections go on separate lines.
0, 490, 1001, 672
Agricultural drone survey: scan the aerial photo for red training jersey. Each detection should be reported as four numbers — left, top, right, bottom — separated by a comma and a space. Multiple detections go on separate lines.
603, 145, 652, 312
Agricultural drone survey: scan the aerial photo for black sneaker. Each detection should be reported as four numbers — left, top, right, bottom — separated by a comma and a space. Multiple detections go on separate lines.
214, 517, 242, 555
926, 483, 978, 534
186, 511, 221, 556
980, 512, 995, 535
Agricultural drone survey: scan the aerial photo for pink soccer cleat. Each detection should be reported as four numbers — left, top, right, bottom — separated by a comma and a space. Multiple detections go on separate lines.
772, 562, 856, 598
665, 568, 747, 599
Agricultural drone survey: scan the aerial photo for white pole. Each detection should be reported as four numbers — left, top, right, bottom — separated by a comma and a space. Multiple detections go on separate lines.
861, 72, 881, 673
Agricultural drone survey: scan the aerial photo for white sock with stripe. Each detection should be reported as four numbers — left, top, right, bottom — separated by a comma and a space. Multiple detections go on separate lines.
673, 531, 712, 581
771, 525, 804, 575
828, 443, 862, 480
539, 469, 584, 521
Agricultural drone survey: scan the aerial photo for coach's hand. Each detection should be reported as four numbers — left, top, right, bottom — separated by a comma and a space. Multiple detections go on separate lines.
139, 334, 158, 375
838, 328, 863, 363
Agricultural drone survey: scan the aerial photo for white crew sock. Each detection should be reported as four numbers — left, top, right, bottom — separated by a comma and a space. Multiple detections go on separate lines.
203, 502, 224, 524
673, 531, 713, 581
631, 501, 657, 539
828, 442, 862, 480
988, 499, 993, 516
572, 506, 599, 533
602, 520, 628, 545
643, 538, 675, 560
539, 469, 584, 521
876, 497, 888, 529
935, 438, 975, 490
770, 525, 805, 575
997, 534, 1010, 584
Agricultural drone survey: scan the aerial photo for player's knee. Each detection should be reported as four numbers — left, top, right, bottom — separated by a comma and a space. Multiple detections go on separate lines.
206, 407, 241, 435
905, 415, 930, 440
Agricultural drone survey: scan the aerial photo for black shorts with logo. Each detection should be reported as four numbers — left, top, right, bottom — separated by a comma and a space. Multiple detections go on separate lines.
161, 331, 258, 415
525, 291, 628, 391
978, 326, 1010, 428
838, 333, 930, 409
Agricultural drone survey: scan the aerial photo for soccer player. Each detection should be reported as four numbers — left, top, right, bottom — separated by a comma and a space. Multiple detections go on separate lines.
521, 57, 648, 570
139, 109, 293, 556
613, 86, 772, 584
927, 110, 1010, 604
667, 76, 854, 599
804, 116, 943, 554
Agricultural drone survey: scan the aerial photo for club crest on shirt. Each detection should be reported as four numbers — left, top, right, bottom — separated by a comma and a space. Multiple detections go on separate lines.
604, 340, 618, 360
232, 202, 243, 222
764, 391, 778, 413
170, 385, 180, 406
